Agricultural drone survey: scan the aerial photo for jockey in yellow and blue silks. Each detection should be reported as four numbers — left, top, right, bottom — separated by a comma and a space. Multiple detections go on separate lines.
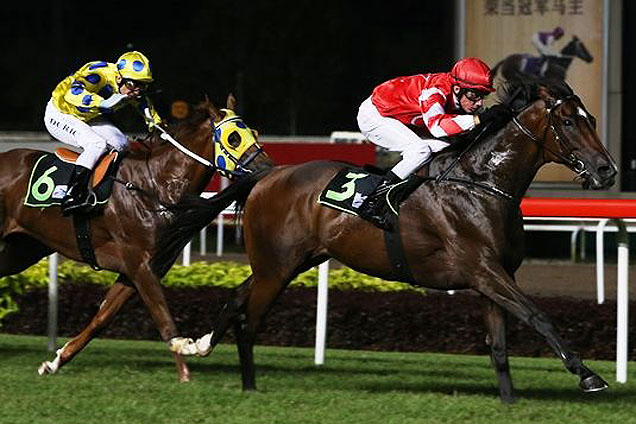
44, 51, 163, 215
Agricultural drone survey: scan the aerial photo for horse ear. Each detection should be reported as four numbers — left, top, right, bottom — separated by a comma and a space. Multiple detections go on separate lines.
227, 93, 238, 111
537, 85, 556, 108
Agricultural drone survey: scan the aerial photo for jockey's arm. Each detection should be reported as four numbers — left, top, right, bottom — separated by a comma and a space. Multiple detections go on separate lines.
62, 80, 113, 114
133, 96, 163, 131
420, 94, 476, 138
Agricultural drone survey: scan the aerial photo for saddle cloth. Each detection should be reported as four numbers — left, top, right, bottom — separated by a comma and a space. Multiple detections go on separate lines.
318, 167, 420, 216
24, 148, 120, 208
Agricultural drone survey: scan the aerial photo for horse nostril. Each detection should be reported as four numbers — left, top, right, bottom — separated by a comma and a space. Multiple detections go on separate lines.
597, 165, 615, 178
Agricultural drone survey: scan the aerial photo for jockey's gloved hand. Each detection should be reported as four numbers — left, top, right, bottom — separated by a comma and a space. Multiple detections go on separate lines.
478, 104, 514, 126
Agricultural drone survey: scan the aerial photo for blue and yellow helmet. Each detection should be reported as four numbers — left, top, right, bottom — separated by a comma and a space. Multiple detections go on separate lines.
116, 51, 153, 82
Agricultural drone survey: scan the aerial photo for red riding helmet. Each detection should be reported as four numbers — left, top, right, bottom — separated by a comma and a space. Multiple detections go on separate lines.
553, 26, 565, 38
451, 57, 495, 93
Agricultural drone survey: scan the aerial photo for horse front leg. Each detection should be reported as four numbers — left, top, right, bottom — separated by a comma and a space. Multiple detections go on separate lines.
128, 260, 190, 382
483, 298, 514, 403
38, 276, 135, 375
475, 264, 608, 395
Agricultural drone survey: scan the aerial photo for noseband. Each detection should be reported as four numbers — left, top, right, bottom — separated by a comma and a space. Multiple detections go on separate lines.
512, 95, 589, 177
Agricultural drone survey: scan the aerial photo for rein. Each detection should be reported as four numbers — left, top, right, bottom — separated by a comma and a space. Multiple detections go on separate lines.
428, 92, 589, 201
430, 87, 523, 201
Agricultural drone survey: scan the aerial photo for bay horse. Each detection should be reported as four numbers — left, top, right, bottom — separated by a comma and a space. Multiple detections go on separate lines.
0, 94, 272, 382
492, 36, 593, 81
163, 78, 617, 402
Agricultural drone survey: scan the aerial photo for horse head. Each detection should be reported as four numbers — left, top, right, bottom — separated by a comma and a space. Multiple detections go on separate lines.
562, 36, 593, 63
511, 80, 616, 189
209, 94, 273, 180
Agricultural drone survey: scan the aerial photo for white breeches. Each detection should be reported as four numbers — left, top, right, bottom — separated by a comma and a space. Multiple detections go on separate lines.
44, 100, 129, 169
357, 97, 449, 180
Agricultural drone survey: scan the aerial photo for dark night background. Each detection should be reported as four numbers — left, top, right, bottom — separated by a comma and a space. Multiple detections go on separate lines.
0, 1, 455, 135
3, 2, 636, 189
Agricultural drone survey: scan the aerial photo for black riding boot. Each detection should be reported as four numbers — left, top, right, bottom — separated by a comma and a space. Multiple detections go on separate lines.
61, 165, 93, 216
357, 172, 402, 231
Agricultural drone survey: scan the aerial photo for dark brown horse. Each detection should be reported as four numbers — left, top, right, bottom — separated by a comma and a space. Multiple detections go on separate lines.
0, 95, 272, 381
492, 36, 593, 81
162, 78, 617, 402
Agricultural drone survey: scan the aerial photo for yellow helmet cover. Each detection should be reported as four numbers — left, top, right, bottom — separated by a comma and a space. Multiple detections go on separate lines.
213, 109, 260, 177
116, 51, 153, 82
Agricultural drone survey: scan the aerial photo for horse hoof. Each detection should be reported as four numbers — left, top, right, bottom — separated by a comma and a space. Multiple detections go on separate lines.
580, 374, 609, 393
194, 333, 214, 357
169, 337, 197, 356
38, 362, 54, 375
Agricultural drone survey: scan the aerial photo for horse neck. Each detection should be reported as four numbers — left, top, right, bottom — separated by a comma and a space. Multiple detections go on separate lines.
144, 127, 214, 202
440, 104, 548, 202
550, 55, 573, 68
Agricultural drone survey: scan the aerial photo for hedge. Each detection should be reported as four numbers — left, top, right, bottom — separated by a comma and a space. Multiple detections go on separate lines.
0, 260, 424, 325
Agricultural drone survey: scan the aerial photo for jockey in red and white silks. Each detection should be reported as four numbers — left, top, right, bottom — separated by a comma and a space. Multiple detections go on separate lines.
356, 57, 497, 230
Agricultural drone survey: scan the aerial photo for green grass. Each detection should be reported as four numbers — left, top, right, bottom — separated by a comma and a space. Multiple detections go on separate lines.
1, 334, 635, 424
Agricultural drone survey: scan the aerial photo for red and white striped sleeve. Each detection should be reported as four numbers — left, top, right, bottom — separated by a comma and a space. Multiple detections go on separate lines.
418, 88, 475, 138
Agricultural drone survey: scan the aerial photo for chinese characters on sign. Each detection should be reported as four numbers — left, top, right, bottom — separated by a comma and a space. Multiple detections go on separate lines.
485, 0, 585, 15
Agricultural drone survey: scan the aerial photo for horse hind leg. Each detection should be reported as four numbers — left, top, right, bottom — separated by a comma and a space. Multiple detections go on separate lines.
234, 268, 304, 391
483, 299, 514, 404
38, 275, 136, 376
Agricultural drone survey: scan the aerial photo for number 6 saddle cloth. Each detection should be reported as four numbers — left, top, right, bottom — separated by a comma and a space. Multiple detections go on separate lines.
318, 166, 420, 217
24, 148, 122, 209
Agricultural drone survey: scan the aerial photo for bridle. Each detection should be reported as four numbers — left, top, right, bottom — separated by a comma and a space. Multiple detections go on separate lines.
511, 95, 589, 178
430, 93, 592, 201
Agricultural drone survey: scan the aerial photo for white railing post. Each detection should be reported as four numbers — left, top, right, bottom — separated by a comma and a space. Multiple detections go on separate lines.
47, 253, 58, 352
216, 215, 224, 257
614, 219, 629, 383
596, 219, 609, 305
182, 242, 191, 266
570, 227, 581, 262
314, 260, 330, 365
199, 227, 207, 256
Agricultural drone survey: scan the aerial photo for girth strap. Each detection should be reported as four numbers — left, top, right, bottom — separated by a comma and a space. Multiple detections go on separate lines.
383, 214, 415, 283
73, 213, 101, 271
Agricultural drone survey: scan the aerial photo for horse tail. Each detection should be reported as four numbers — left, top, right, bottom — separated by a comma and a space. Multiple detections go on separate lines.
150, 169, 271, 277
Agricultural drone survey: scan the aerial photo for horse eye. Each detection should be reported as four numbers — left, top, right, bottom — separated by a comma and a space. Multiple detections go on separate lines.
563, 119, 573, 126
228, 131, 242, 148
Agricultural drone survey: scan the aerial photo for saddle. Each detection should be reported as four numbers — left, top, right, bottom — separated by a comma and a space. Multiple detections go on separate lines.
55, 148, 119, 188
